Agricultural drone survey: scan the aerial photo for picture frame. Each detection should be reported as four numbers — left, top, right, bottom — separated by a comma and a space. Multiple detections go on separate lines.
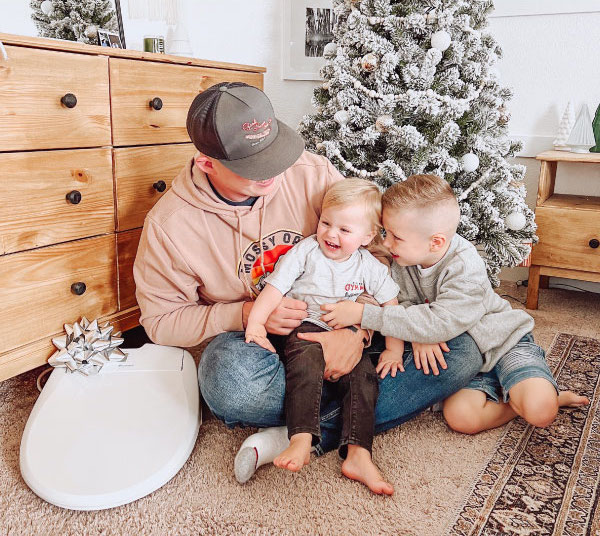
491, 0, 600, 17
282, 0, 337, 80
98, 29, 123, 49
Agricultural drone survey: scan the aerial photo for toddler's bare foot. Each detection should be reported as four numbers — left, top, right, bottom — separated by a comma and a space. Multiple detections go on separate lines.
273, 433, 311, 472
558, 390, 589, 407
341, 445, 394, 496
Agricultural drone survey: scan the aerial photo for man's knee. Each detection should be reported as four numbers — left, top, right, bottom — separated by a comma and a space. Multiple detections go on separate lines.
445, 333, 483, 377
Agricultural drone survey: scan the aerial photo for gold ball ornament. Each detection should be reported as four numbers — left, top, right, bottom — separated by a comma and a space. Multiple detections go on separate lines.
361, 53, 378, 72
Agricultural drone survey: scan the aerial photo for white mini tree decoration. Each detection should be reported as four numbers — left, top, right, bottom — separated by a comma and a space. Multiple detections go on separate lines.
553, 101, 575, 151
567, 104, 595, 153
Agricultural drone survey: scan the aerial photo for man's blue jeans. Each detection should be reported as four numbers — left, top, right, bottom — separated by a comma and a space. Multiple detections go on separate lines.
198, 331, 483, 455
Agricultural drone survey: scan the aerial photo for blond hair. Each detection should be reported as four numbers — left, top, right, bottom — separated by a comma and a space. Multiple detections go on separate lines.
323, 178, 382, 233
382, 174, 457, 210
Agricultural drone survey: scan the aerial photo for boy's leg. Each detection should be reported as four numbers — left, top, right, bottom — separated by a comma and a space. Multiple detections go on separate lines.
274, 324, 326, 472
337, 355, 393, 495
317, 331, 483, 454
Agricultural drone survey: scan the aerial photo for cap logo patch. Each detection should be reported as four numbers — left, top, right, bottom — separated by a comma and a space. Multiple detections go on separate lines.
242, 118, 273, 144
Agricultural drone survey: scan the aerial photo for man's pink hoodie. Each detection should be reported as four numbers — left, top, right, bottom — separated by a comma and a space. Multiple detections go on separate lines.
133, 150, 343, 347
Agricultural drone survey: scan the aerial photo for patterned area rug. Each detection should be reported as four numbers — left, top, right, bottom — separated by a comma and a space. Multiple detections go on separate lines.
447, 333, 600, 536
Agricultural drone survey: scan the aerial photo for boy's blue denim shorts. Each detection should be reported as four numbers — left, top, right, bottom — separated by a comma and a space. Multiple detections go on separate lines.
465, 333, 559, 403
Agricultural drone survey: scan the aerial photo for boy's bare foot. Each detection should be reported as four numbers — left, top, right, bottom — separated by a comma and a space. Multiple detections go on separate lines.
558, 390, 590, 407
341, 445, 394, 496
273, 433, 311, 472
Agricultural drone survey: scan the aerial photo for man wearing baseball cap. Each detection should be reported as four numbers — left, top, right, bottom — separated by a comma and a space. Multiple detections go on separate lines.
133, 82, 483, 483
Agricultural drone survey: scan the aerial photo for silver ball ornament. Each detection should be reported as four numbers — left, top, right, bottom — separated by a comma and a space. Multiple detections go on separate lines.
323, 42, 338, 58
41, 0, 54, 15
505, 211, 527, 231
461, 153, 480, 173
334, 110, 350, 126
431, 30, 451, 51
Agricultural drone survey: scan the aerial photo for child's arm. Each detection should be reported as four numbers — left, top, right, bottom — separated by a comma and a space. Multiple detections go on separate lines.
411, 341, 449, 376
245, 284, 283, 353
378, 298, 405, 378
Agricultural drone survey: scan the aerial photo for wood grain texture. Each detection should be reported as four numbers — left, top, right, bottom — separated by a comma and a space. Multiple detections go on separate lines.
537, 160, 557, 205
0, 235, 117, 354
117, 229, 142, 311
110, 59, 263, 146
536, 150, 600, 164
114, 144, 195, 231
0, 149, 114, 254
0, 306, 140, 382
0, 32, 266, 73
532, 207, 600, 273
0, 46, 111, 151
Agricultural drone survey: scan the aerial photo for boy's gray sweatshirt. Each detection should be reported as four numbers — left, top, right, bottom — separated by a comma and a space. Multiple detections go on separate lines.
361, 234, 534, 372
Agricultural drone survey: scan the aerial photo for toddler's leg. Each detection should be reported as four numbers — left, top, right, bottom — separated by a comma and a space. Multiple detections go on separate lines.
443, 388, 517, 434
274, 325, 326, 473
338, 356, 393, 495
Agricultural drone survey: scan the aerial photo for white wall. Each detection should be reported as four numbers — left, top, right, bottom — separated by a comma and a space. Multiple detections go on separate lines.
2, 1, 599, 289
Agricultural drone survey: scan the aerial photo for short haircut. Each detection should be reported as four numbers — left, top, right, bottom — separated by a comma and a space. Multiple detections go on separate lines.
382, 174, 458, 212
323, 178, 382, 233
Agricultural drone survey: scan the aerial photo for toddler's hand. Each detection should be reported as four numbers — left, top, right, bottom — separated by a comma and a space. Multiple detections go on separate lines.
376, 346, 405, 379
321, 301, 364, 329
245, 324, 276, 353
412, 341, 449, 376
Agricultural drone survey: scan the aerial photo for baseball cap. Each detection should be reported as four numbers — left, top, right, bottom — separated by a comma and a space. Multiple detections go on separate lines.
186, 82, 305, 181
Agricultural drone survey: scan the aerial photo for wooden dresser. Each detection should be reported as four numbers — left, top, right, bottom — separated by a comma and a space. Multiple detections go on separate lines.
0, 33, 265, 381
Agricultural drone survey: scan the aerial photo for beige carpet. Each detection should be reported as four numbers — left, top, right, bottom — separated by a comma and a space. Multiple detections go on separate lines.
1, 283, 599, 536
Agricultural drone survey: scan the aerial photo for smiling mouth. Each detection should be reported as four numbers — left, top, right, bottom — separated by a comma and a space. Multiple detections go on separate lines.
324, 241, 340, 250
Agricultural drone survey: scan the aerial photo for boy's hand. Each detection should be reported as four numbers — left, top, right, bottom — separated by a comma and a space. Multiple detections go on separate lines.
376, 346, 405, 379
412, 341, 449, 376
245, 324, 276, 353
321, 301, 364, 329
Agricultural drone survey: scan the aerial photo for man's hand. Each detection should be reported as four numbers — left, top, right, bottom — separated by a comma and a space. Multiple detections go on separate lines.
321, 301, 364, 329
243, 297, 308, 335
297, 328, 365, 381
376, 346, 405, 379
412, 341, 449, 376
245, 323, 276, 353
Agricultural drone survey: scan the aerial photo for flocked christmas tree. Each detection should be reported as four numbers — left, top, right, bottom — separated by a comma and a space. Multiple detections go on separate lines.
299, 0, 536, 285
30, 0, 118, 45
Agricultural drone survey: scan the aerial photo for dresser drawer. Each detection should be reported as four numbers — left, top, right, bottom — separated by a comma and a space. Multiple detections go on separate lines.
0, 46, 111, 151
0, 148, 114, 254
532, 206, 600, 272
0, 235, 117, 354
109, 58, 263, 146
114, 144, 195, 231
117, 229, 142, 310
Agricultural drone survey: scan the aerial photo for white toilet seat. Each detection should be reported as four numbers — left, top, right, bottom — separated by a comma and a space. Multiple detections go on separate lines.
20, 344, 201, 511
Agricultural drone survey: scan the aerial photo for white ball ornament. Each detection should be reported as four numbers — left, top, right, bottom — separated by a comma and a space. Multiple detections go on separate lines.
334, 110, 350, 126
361, 53, 378, 72
461, 153, 480, 172
85, 25, 98, 40
323, 42, 338, 58
505, 211, 527, 231
41, 0, 54, 15
431, 30, 451, 52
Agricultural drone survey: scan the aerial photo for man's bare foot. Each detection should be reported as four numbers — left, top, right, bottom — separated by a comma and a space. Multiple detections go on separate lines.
341, 445, 394, 496
558, 390, 590, 407
273, 433, 311, 472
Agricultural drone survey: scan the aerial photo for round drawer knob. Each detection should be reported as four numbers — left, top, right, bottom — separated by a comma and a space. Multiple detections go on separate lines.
66, 190, 82, 204
71, 282, 87, 295
61, 93, 78, 108
153, 180, 166, 192
590, 239, 600, 249
149, 97, 163, 110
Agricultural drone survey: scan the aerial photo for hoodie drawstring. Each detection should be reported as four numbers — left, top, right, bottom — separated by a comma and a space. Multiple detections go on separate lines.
237, 213, 254, 299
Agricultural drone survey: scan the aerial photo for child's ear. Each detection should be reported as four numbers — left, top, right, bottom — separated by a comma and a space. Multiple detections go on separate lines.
362, 231, 377, 247
430, 233, 447, 252
194, 155, 214, 174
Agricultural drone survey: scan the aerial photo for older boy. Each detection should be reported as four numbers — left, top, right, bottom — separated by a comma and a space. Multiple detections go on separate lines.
323, 174, 588, 433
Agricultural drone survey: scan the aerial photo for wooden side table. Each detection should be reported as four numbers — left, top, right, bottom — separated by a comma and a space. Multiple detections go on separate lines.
526, 151, 600, 309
